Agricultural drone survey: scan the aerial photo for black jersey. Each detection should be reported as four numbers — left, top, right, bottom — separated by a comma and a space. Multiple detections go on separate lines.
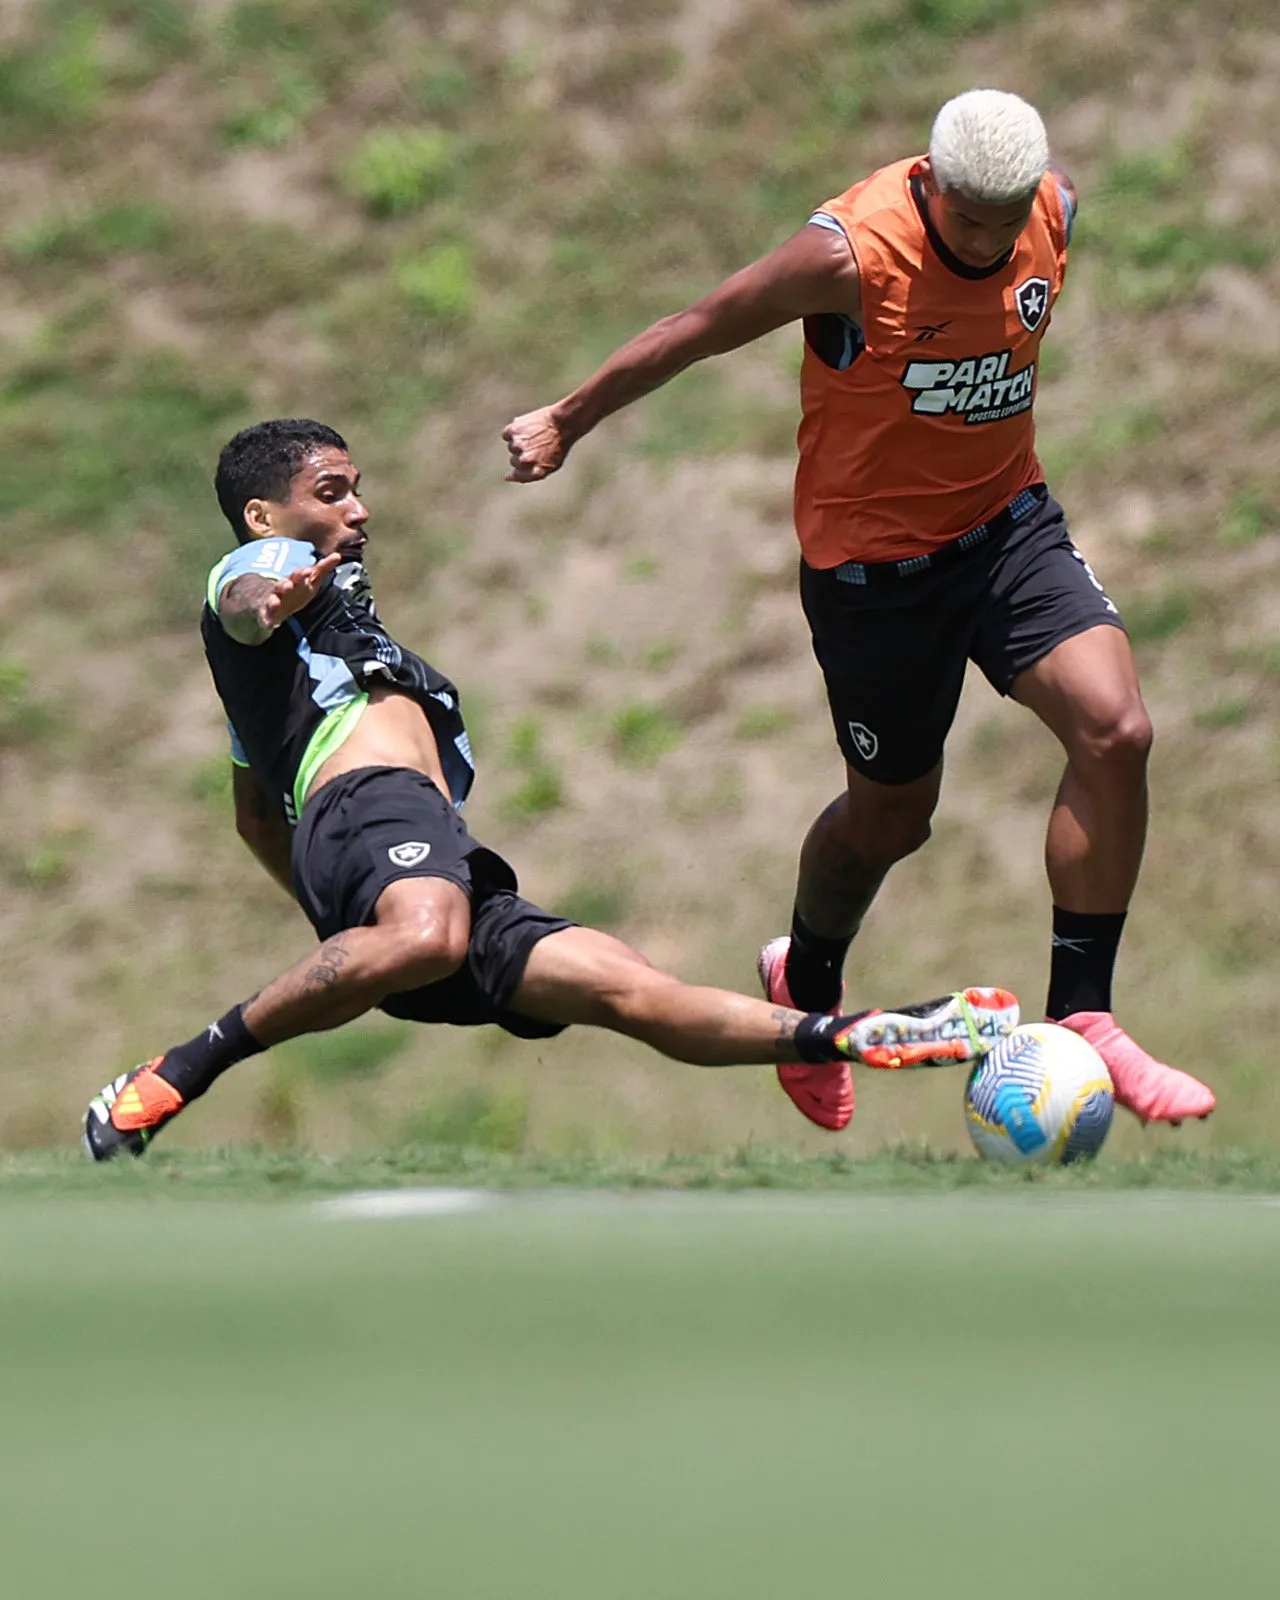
202, 538, 474, 823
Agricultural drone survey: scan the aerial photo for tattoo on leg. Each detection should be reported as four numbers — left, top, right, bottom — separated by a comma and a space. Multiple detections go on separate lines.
772, 1006, 800, 1043
304, 934, 352, 993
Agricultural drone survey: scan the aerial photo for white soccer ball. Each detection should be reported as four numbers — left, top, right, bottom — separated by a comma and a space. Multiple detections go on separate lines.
964, 1022, 1114, 1165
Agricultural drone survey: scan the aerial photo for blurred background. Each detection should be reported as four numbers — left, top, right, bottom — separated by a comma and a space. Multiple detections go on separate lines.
1, 0, 1276, 1163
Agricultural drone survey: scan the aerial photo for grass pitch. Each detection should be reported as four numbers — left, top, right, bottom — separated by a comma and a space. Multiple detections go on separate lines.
2, 1177, 1278, 1599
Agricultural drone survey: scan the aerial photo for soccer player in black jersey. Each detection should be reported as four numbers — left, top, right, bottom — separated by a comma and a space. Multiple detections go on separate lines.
83, 419, 1018, 1160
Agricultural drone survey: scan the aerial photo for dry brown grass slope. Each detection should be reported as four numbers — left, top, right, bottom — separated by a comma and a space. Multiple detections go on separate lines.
0, 0, 1276, 1159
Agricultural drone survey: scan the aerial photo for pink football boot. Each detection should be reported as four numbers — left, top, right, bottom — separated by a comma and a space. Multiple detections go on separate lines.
757, 935, 852, 1131
1057, 1012, 1215, 1125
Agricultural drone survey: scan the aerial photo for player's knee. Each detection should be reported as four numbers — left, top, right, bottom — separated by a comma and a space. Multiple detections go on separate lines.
852, 798, 934, 864
383, 918, 469, 989
892, 810, 934, 859
592, 961, 674, 1030
1116, 705, 1154, 766
1081, 701, 1153, 775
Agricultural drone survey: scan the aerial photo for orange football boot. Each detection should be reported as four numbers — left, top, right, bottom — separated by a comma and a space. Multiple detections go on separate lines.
83, 1058, 185, 1161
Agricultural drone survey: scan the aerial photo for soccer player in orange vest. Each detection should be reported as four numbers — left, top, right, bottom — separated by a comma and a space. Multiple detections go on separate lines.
502, 89, 1215, 1133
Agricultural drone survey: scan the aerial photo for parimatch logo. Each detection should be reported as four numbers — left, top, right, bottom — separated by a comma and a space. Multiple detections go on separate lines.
900, 348, 1035, 424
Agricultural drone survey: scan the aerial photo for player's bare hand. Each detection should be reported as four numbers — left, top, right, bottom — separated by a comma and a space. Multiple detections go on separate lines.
503, 407, 570, 483
260, 551, 343, 627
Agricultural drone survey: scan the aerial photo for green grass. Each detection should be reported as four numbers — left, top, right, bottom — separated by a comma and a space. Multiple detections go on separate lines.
734, 704, 790, 740
1220, 485, 1273, 546
401, 1085, 531, 1153
610, 702, 683, 767
1125, 587, 1194, 645
9, 1145, 1280, 1199
2, 1186, 1278, 1598
341, 126, 461, 214
1194, 696, 1253, 730
6, 201, 174, 264
500, 715, 567, 820
555, 879, 632, 930
0, 660, 61, 749
221, 67, 322, 148
1076, 136, 1277, 311
278, 1021, 414, 1085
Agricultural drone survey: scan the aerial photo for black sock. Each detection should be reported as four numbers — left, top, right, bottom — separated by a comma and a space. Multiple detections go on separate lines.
784, 912, 852, 1013
1045, 908, 1127, 1020
793, 1012, 864, 1064
155, 1004, 266, 1103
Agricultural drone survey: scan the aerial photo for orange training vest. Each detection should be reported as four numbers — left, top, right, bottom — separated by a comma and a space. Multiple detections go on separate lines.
794, 157, 1070, 567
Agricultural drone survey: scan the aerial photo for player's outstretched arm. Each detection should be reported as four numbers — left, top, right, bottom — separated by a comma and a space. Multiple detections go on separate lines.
219, 551, 343, 646
232, 764, 295, 894
502, 222, 860, 483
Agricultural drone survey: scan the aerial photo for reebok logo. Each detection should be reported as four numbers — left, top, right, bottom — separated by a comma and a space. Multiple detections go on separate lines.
900, 348, 1035, 425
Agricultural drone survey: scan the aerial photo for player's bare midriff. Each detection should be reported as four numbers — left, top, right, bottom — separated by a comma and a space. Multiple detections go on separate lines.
307, 687, 450, 801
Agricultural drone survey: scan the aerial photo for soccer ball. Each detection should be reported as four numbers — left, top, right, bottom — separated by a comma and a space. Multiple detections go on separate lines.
964, 1023, 1114, 1165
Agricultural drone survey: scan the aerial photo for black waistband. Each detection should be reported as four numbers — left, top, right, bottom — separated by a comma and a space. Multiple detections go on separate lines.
829, 484, 1047, 587
303, 763, 443, 815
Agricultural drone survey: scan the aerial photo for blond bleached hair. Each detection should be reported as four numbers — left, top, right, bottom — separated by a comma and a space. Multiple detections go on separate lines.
928, 90, 1049, 204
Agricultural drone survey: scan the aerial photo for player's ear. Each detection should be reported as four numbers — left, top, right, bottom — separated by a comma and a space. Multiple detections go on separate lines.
917, 155, 939, 199
242, 497, 273, 537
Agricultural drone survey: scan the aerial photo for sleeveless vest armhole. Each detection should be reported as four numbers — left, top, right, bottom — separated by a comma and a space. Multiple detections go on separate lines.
1039, 175, 1072, 288
1056, 182, 1077, 247
807, 210, 848, 240
803, 199, 866, 369
206, 553, 234, 612
838, 214, 882, 353
807, 205, 863, 296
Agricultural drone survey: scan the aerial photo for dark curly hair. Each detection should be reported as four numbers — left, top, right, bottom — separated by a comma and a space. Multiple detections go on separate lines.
214, 418, 349, 543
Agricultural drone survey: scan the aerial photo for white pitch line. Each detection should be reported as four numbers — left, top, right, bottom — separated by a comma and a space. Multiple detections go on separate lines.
312, 1184, 1280, 1222
316, 1187, 499, 1221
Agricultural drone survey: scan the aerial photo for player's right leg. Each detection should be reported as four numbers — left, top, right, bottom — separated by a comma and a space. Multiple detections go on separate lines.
509, 925, 1018, 1081
764, 764, 945, 1126
770, 558, 975, 1126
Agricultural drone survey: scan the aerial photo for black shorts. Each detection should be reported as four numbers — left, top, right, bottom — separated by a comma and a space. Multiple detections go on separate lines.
291, 766, 573, 1039
801, 486, 1126, 785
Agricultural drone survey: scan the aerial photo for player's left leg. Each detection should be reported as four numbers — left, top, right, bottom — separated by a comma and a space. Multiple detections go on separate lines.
83, 875, 474, 1161
508, 924, 1019, 1074
970, 492, 1214, 1125
84, 768, 486, 1161
1012, 624, 1214, 1124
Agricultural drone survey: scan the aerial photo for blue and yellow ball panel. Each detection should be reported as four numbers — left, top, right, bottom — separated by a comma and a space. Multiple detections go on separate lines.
965, 1024, 1114, 1167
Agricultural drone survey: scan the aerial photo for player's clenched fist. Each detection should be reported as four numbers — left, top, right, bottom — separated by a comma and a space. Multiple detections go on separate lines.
502, 407, 570, 482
